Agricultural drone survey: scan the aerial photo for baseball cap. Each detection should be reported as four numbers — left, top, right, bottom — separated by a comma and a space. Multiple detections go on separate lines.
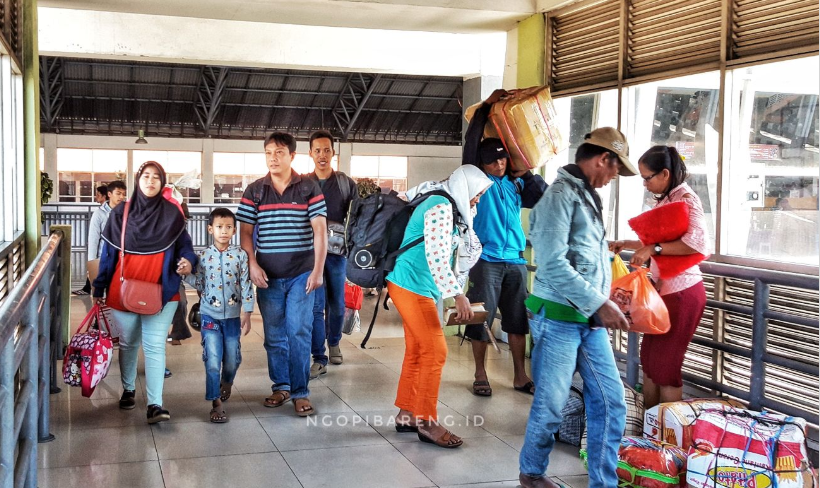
583, 127, 637, 176
478, 138, 510, 165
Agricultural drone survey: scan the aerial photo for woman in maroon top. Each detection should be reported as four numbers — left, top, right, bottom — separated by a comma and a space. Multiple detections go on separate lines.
93, 161, 198, 423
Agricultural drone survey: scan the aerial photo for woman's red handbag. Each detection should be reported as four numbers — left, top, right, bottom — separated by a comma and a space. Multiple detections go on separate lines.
63, 304, 114, 397
344, 283, 363, 311
610, 268, 671, 335
118, 200, 163, 315
628, 201, 706, 279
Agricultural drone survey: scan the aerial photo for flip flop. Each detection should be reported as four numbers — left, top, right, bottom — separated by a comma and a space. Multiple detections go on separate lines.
209, 406, 228, 423
472, 380, 492, 397
514, 381, 535, 395
264, 390, 291, 408
293, 398, 315, 417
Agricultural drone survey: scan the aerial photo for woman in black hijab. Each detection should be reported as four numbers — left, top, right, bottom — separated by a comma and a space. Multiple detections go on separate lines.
93, 161, 198, 424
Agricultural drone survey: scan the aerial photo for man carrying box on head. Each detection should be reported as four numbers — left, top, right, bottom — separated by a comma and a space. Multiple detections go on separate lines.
462, 89, 547, 397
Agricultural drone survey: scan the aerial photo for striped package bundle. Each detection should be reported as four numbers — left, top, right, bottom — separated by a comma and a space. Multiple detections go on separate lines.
643, 398, 743, 451
686, 409, 816, 488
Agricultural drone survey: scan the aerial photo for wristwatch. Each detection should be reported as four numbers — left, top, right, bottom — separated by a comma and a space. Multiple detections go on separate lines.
654, 243, 663, 255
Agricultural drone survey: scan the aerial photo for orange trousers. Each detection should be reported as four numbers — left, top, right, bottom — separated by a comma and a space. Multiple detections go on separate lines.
388, 282, 448, 421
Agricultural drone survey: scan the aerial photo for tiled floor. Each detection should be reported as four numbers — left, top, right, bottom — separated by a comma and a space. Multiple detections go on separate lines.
38, 291, 590, 488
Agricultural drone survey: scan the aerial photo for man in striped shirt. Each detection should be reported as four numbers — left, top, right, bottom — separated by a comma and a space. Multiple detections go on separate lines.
237, 132, 328, 417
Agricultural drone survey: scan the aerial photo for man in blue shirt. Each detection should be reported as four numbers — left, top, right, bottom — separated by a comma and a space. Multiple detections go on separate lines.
465, 137, 547, 397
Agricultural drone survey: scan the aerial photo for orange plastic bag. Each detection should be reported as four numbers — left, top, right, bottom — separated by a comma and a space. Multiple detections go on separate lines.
610, 268, 671, 334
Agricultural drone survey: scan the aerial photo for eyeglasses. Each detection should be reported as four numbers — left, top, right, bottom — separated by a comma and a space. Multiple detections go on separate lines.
642, 172, 660, 182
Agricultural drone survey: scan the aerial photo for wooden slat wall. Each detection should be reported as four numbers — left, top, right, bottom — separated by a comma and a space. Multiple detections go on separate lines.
731, 0, 819, 60
627, 0, 722, 77
549, 0, 621, 92
547, 0, 818, 96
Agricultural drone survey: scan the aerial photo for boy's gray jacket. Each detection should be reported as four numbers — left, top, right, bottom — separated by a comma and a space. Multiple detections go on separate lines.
528, 167, 611, 318
186, 244, 254, 319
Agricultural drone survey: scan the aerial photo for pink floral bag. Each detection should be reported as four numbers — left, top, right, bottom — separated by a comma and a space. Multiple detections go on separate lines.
63, 304, 114, 397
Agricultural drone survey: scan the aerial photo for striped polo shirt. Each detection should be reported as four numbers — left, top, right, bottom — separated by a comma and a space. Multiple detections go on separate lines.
236, 173, 327, 279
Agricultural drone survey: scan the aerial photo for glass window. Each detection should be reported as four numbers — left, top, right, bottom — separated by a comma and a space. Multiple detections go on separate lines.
213, 152, 267, 203
350, 155, 408, 192
133, 150, 201, 203
57, 148, 127, 203
620, 71, 721, 243
724, 57, 819, 265
551, 90, 619, 228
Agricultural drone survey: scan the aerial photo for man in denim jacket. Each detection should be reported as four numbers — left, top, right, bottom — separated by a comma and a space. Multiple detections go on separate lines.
519, 128, 637, 488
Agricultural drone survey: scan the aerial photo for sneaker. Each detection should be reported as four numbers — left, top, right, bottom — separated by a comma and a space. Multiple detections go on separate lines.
147, 404, 170, 424
309, 362, 327, 380
119, 390, 136, 410
329, 345, 343, 365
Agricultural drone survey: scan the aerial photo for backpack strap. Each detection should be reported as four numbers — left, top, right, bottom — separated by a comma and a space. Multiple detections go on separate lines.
336, 171, 351, 204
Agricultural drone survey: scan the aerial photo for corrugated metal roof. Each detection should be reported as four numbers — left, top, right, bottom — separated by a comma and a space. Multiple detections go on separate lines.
41, 57, 463, 144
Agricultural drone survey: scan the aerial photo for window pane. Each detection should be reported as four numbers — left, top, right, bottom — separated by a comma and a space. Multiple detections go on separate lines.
725, 57, 819, 265
378, 157, 407, 178
551, 90, 618, 229
350, 156, 379, 177
620, 71, 720, 243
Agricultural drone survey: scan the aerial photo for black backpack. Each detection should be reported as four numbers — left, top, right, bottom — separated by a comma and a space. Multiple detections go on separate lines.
345, 189, 458, 347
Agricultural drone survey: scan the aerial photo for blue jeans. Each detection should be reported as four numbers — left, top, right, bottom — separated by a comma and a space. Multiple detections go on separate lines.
257, 271, 314, 400
200, 314, 242, 401
310, 254, 346, 365
111, 301, 178, 406
520, 314, 625, 488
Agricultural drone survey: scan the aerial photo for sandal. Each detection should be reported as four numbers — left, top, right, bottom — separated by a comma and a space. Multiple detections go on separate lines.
263, 390, 291, 408
514, 381, 535, 395
472, 380, 492, 397
417, 429, 463, 448
220, 382, 233, 402
293, 398, 315, 417
210, 405, 228, 423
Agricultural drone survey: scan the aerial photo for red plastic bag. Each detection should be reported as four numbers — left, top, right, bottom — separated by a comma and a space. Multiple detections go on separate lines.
63, 304, 114, 397
610, 268, 671, 334
344, 282, 363, 310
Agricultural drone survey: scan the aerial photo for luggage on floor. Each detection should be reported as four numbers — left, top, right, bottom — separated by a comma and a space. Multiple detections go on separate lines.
643, 398, 744, 450
687, 409, 816, 488
487, 86, 565, 171
63, 304, 114, 397
616, 436, 688, 488
581, 381, 644, 449
557, 379, 585, 446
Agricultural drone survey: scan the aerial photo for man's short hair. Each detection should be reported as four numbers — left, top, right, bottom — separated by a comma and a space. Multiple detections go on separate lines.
574, 143, 618, 164
208, 207, 236, 226
263, 132, 297, 153
309, 130, 335, 149
96, 184, 109, 197
107, 180, 127, 193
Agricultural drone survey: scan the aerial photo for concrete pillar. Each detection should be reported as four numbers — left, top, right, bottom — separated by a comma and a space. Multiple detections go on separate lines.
201, 139, 214, 204
43, 133, 58, 203
126, 150, 134, 193
338, 142, 352, 174
23, 0, 41, 264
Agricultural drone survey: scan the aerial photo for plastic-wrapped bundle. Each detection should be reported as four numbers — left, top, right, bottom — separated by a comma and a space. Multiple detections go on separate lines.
342, 308, 360, 335
644, 398, 743, 450
616, 436, 687, 488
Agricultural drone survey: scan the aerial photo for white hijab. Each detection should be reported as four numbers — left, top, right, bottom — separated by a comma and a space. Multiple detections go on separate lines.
404, 164, 492, 231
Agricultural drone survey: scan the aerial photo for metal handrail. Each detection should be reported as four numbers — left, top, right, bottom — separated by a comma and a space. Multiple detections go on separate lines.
614, 257, 819, 424
0, 231, 64, 488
